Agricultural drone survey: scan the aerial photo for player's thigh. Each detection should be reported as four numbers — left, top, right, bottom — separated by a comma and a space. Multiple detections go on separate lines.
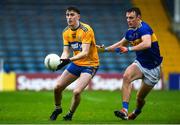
56, 69, 78, 89
137, 80, 154, 99
124, 63, 143, 81
74, 73, 92, 93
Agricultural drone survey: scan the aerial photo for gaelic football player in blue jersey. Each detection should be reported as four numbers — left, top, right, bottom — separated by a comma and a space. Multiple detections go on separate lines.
97, 7, 163, 120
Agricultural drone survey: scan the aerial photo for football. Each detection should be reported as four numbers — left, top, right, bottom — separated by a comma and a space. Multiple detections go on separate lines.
44, 53, 61, 71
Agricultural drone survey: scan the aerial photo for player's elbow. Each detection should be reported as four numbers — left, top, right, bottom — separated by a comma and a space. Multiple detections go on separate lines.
147, 42, 151, 48
142, 36, 152, 49
145, 44, 151, 49
82, 51, 89, 57
144, 41, 151, 49
84, 52, 89, 57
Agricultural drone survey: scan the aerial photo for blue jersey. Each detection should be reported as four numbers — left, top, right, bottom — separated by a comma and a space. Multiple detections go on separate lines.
125, 21, 163, 69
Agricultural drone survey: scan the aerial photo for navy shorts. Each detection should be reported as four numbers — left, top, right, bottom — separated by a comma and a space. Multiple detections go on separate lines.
66, 63, 98, 77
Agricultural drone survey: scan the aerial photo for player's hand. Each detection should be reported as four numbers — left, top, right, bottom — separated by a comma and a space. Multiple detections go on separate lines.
115, 46, 131, 54
56, 59, 71, 70
96, 44, 107, 53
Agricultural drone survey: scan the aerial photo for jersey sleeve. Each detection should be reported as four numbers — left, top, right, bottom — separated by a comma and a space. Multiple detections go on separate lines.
125, 32, 129, 41
125, 30, 134, 41
81, 30, 92, 44
62, 32, 69, 46
139, 27, 151, 36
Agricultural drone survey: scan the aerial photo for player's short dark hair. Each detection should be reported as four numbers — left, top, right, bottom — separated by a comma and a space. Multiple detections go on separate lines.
126, 7, 141, 16
66, 6, 80, 14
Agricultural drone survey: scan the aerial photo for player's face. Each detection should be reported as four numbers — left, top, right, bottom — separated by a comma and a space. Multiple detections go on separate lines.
126, 11, 140, 28
66, 10, 80, 27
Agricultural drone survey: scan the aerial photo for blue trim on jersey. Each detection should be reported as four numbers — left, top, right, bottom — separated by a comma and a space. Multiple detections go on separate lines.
125, 21, 163, 69
66, 62, 98, 77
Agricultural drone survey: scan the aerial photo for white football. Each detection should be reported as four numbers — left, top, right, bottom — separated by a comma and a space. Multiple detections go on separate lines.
44, 53, 61, 71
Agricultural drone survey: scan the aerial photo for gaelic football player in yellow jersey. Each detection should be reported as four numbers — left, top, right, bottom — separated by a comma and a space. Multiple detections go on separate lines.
50, 6, 99, 121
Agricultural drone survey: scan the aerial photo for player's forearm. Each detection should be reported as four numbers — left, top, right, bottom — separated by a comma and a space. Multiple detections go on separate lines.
131, 41, 151, 51
106, 38, 128, 51
107, 42, 123, 51
60, 52, 70, 59
69, 51, 88, 61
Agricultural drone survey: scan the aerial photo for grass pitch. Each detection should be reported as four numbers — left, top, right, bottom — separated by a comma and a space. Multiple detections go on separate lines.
0, 90, 180, 124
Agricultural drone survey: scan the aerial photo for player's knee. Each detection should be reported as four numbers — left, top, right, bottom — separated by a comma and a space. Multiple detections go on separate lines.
123, 73, 131, 83
54, 84, 64, 92
73, 89, 81, 97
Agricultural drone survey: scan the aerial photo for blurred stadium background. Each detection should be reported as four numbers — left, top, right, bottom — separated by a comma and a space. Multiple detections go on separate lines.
0, 0, 180, 91
0, 0, 180, 123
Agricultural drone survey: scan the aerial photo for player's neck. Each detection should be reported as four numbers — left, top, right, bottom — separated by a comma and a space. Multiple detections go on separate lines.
70, 21, 80, 31
136, 20, 142, 28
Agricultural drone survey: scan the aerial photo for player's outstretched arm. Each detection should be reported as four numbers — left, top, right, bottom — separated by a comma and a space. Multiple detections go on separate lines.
107, 37, 128, 51
114, 35, 151, 54
96, 38, 129, 53
114, 46, 133, 53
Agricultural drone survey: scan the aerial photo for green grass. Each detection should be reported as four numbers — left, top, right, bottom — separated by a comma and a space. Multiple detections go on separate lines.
0, 90, 180, 124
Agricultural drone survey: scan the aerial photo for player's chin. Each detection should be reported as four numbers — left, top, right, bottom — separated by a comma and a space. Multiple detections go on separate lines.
128, 24, 133, 28
67, 21, 73, 26
129, 25, 135, 28
128, 24, 131, 27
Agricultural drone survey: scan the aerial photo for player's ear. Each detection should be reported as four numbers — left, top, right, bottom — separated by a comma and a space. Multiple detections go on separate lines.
137, 15, 141, 20
78, 14, 80, 20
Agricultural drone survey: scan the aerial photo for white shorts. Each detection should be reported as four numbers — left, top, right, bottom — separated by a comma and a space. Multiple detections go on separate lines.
134, 60, 161, 86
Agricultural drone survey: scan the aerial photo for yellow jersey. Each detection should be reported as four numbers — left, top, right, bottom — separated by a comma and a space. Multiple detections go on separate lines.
62, 22, 99, 67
